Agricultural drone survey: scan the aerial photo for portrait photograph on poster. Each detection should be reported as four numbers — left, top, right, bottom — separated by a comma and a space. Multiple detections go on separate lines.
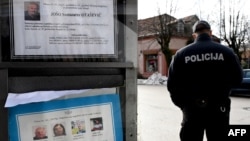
10, 0, 117, 59
8, 94, 123, 141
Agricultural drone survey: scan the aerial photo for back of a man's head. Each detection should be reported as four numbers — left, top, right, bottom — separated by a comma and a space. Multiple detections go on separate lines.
193, 20, 211, 33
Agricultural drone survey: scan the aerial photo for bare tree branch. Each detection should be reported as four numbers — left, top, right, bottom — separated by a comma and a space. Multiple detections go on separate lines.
220, 0, 249, 61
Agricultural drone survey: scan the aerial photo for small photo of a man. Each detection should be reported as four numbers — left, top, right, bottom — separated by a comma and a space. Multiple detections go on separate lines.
24, 2, 40, 21
33, 126, 48, 140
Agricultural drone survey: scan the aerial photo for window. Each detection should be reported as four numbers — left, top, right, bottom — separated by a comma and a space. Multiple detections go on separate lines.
145, 54, 158, 72
177, 20, 184, 34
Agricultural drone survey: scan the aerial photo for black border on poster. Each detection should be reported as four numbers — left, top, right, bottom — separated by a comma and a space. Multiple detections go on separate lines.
9, 0, 118, 60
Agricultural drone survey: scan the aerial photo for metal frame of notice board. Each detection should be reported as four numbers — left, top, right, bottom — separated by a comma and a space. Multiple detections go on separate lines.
0, 0, 138, 140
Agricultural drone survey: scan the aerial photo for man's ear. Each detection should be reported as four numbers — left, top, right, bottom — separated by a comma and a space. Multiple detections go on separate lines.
209, 30, 212, 36
192, 33, 197, 39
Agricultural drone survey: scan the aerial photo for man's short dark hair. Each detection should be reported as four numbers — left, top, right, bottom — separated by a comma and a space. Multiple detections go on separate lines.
193, 20, 211, 33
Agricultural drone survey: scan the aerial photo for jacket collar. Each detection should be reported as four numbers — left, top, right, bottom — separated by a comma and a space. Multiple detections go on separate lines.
195, 33, 212, 42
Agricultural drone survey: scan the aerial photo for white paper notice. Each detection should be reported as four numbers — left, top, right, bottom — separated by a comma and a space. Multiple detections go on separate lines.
12, 0, 115, 56
5, 89, 89, 107
5, 88, 116, 107
17, 103, 115, 141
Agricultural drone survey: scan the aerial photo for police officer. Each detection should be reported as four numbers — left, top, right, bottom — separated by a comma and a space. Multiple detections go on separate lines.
167, 20, 243, 141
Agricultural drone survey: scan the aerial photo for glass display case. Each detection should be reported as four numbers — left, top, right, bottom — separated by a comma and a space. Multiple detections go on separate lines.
0, 0, 138, 141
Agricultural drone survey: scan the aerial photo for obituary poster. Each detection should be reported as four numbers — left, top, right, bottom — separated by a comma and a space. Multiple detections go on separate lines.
8, 94, 123, 141
11, 0, 117, 58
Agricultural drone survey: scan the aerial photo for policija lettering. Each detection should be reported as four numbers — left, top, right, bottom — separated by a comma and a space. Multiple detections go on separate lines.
185, 53, 224, 63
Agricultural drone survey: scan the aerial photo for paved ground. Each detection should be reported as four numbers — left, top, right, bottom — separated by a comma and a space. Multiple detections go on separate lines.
137, 85, 250, 141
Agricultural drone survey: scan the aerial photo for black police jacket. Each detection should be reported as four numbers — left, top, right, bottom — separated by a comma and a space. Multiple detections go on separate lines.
167, 33, 243, 109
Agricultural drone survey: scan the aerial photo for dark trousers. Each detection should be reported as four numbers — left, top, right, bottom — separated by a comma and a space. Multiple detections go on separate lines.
180, 103, 230, 141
